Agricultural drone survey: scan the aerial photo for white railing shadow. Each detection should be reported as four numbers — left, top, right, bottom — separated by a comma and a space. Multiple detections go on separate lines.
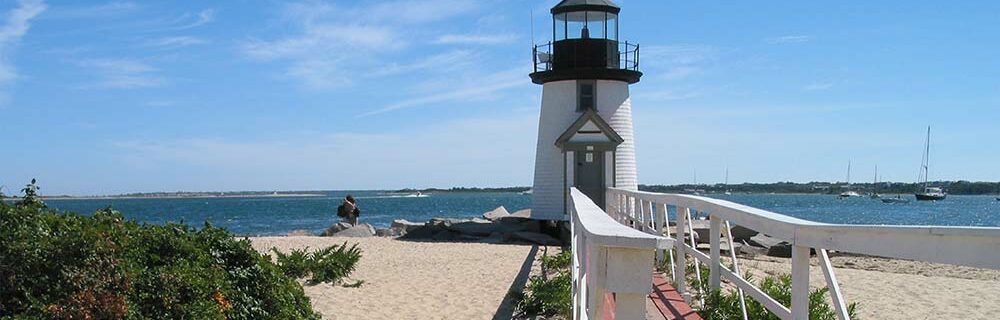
602, 187, 1000, 320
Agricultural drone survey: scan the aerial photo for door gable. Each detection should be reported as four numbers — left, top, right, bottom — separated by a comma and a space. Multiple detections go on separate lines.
555, 110, 624, 151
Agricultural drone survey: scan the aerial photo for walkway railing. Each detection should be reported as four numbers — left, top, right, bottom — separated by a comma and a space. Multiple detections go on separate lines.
572, 187, 1000, 320
569, 188, 672, 319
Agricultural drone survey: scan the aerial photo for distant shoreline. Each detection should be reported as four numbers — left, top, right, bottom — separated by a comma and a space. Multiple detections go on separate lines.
2, 193, 326, 201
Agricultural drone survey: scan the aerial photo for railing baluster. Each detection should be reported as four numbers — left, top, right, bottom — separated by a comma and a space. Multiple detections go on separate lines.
709, 215, 722, 290
686, 210, 705, 306
791, 245, 811, 320
659, 203, 676, 281
820, 249, 851, 320
725, 221, 750, 320
673, 206, 689, 302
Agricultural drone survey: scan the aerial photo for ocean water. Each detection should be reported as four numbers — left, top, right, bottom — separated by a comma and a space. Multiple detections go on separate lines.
40, 192, 1000, 236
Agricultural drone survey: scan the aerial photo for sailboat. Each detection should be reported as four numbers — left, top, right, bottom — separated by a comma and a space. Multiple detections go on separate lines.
914, 126, 946, 201
869, 165, 881, 199
839, 161, 861, 198
724, 167, 732, 195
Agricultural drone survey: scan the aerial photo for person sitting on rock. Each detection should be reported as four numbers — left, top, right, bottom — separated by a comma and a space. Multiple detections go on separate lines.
337, 195, 360, 226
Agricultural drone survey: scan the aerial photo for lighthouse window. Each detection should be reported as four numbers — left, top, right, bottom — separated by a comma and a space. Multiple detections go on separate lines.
577, 80, 595, 111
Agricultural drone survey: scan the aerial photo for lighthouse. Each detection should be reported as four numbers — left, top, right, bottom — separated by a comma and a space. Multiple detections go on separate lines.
530, 0, 642, 220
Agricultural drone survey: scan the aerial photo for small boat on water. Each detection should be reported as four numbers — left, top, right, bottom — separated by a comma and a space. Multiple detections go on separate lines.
404, 191, 429, 198
839, 161, 861, 198
914, 127, 946, 201
882, 195, 910, 204
869, 165, 881, 199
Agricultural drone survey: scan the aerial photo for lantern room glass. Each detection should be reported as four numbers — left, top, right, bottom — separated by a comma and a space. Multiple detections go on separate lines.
553, 11, 618, 41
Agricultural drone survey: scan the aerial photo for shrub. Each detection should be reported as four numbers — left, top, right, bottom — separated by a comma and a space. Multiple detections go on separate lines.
272, 243, 363, 286
699, 271, 860, 320
0, 187, 321, 319
514, 249, 572, 319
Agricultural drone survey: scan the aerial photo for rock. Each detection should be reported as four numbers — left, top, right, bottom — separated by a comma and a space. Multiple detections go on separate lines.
689, 220, 711, 244
390, 219, 423, 234
481, 232, 506, 244
320, 222, 354, 236
729, 225, 759, 242
375, 228, 398, 237
328, 223, 376, 238
510, 231, 562, 246
766, 241, 793, 258
432, 230, 456, 241
445, 220, 500, 236
508, 209, 532, 219
286, 229, 315, 236
696, 241, 743, 253
482, 206, 510, 221
748, 234, 783, 249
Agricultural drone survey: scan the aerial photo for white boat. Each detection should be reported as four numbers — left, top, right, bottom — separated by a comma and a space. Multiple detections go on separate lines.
869, 165, 881, 199
882, 195, 910, 204
723, 167, 732, 195
520, 189, 533, 195
914, 127, 946, 201
404, 191, 429, 198
839, 161, 861, 198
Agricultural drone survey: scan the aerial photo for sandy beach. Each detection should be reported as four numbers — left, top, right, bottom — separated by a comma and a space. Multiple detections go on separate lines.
731, 255, 1000, 320
252, 236, 1000, 320
251, 237, 535, 320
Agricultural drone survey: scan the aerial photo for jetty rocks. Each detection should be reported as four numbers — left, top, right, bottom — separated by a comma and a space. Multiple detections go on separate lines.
321, 206, 563, 246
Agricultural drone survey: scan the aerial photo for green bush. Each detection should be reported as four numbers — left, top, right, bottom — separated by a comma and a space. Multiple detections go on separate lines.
0, 193, 321, 319
699, 271, 859, 320
514, 249, 572, 319
272, 243, 363, 286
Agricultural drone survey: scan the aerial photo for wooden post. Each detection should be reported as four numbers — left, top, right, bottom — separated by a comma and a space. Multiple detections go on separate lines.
709, 215, 722, 291
606, 247, 655, 320
791, 245, 811, 320
674, 206, 689, 302
659, 203, 676, 280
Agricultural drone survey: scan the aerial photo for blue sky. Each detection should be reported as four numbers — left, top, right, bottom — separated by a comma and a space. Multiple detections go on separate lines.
0, 0, 998, 195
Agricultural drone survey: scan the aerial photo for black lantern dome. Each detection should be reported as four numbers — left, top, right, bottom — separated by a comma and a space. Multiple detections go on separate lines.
530, 0, 641, 84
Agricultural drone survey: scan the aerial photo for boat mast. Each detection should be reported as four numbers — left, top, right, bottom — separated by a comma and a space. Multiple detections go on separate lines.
920, 126, 931, 189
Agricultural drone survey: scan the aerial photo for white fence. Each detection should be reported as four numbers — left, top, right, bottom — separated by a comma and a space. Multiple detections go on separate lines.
569, 187, 1000, 320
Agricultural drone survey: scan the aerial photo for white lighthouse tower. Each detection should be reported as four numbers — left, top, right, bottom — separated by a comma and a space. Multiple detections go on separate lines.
530, 0, 642, 220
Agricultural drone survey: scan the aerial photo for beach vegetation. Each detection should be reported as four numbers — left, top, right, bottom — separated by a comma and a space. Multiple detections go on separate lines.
513, 249, 572, 319
0, 180, 321, 319
271, 243, 363, 286
680, 258, 860, 320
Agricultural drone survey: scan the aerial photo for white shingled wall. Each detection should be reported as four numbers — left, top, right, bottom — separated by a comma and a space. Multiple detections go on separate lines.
531, 80, 637, 220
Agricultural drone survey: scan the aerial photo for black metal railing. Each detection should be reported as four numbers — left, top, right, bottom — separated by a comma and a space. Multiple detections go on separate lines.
532, 41, 640, 73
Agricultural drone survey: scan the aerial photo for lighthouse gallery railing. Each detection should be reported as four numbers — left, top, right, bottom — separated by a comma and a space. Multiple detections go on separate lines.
569, 187, 1000, 320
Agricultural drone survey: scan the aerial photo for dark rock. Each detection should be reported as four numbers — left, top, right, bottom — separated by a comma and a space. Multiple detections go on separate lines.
696, 241, 743, 253
327, 224, 376, 238
444, 220, 499, 236
390, 219, 423, 234
729, 225, 759, 242
320, 222, 354, 236
766, 241, 793, 258
432, 230, 456, 241
375, 228, 398, 237
510, 231, 562, 246
482, 206, 510, 221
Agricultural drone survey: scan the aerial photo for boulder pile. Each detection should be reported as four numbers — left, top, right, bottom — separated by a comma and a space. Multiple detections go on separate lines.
319, 206, 564, 246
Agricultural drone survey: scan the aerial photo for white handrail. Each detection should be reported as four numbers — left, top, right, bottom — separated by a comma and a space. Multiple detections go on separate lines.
603, 187, 1000, 320
569, 188, 672, 320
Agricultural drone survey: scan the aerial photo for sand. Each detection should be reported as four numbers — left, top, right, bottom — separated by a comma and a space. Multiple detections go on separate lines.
252, 236, 1000, 319
728, 255, 1000, 320
251, 237, 535, 320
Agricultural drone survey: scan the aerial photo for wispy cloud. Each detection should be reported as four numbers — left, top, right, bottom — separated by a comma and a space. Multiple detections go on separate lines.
372, 49, 480, 77
766, 35, 812, 44
0, 0, 46, 85
243, 0, 481, 89
356, 68, 526, 118
434, 33, 517, 45
147, 9, 215, 32
44, 1, 136, 19
642, 44, 717, 81
143, 36, 208, 49
76, 58, 164, 89
803, 82, 834, 91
